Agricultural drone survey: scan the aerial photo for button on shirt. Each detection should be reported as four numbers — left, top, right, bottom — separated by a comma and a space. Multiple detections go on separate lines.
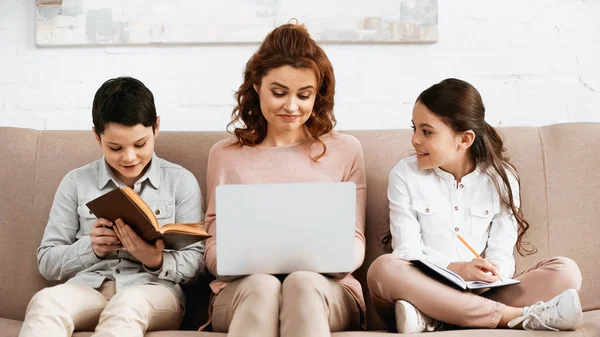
388, 155, 519, 279
37, 155, 204, 306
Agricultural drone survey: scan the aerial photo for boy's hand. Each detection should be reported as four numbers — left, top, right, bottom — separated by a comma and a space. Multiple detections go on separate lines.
114, 218, 164, 269
448, 258, 500, 283
90, 218, 121, 258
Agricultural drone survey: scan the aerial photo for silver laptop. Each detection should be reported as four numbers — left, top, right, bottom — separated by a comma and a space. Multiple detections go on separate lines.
215, 182, 356, 277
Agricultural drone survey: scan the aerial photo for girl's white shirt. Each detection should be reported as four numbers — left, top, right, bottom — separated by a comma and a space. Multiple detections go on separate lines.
389, 155, 519, 279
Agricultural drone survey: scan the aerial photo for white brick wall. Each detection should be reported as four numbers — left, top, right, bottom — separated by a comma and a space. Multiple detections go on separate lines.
1, 0, 599, 131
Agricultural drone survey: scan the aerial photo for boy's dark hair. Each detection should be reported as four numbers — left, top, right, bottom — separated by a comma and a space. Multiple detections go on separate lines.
92, 77, 157, 136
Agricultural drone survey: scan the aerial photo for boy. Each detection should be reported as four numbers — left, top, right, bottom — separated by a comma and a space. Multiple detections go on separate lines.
19, 77, 204, 337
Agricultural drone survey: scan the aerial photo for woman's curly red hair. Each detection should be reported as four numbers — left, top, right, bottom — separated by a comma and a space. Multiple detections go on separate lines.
227, 23, 336, 161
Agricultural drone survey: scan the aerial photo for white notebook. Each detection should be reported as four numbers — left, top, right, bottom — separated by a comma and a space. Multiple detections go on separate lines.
410, 259, 520, 290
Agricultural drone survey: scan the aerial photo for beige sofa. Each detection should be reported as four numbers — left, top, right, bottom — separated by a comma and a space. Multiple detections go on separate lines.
0, 123, 598, 337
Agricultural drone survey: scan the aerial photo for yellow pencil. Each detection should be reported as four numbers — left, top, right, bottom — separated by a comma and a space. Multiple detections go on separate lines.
456, 234, 503, 282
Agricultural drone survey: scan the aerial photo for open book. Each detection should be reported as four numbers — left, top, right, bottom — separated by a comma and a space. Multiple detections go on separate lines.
410, 259, 520, 290
86, 187, 211, 250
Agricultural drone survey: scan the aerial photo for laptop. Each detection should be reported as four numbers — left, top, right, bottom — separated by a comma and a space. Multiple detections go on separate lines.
215, 182, 356, 278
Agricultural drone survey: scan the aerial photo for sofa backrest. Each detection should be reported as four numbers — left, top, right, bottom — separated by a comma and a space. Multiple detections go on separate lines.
0, 124, 598, 330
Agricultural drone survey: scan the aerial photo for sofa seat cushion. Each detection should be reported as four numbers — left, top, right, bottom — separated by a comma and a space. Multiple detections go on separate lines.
74, 332, 227, 337
2, 311, 598, 336
0, 317, 227, 337
73, 331, 226, 337
330, 310, 600, 336
145, 332, 227, 337
0, 318, 21, 337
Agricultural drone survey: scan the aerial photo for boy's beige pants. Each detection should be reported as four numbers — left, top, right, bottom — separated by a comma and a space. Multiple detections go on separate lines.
19, 281, 182, 337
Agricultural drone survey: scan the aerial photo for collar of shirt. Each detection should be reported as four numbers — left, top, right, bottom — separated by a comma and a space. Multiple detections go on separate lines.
432, 164, 483, 185
98, 153, 161, 190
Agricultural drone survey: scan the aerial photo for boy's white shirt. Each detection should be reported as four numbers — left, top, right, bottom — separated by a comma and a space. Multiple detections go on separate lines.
389, 155, 518, 279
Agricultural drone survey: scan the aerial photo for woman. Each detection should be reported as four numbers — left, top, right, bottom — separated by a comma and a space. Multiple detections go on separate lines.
202, 22, 367, 337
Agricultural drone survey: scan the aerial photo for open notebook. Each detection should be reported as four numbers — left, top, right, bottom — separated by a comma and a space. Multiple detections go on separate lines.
410, 259, 520, 290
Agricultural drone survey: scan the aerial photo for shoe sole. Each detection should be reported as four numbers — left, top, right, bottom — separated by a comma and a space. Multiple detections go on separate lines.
565, 289, 583, 330
395, 300, 416, 333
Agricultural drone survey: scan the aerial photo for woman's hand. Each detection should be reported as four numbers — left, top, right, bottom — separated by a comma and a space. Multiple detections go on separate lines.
447, 258, 500, 282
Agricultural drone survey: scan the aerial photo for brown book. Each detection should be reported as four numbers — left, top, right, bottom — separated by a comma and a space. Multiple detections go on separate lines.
86, 187, 210, 250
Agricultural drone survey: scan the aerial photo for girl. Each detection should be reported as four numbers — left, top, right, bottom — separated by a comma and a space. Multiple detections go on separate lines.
201, 22, 366, 337
367, 78, 583, 333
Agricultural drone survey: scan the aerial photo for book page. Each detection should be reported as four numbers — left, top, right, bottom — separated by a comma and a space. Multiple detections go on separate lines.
121, 187, 159, 230
410, 259, 467, 289
467, 278, 521, 290
411, 259, 521, 291
158, 222, 209, 236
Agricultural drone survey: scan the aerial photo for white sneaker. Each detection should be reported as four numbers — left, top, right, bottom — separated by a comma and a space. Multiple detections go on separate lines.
395, 300, 442, 333
507, 289, 583, 331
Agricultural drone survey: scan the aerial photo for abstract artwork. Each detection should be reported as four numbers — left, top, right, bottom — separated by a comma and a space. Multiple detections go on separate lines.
36, 0, 438, 46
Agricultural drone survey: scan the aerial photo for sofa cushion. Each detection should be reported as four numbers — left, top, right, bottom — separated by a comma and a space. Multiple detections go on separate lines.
0, 317, 226, 337
0, 318, 22, 337
72, 332, 225, 336
144, 332, 226, 337
540, 123, 600, 312
4, 311, 598, 336
0, 128, 39, 321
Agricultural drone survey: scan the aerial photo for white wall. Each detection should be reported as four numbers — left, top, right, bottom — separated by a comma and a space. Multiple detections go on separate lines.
1, 0, 599, 131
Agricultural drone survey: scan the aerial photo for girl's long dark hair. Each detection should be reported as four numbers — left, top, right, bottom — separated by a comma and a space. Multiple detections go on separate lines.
382, 78, 535, 256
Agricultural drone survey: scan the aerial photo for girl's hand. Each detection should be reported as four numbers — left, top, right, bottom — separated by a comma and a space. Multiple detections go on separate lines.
113, 218, 164, 269
448, 258, 500, 282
